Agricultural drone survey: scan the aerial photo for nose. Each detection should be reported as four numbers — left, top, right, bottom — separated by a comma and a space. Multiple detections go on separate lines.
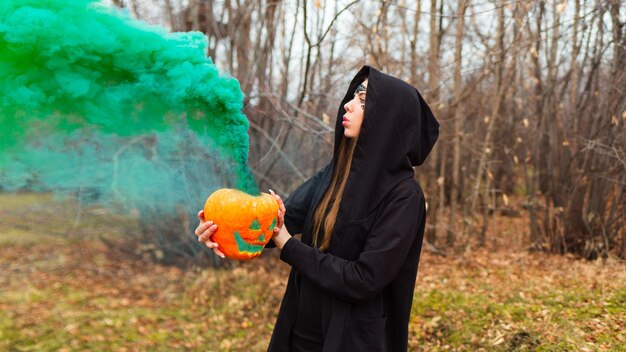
344, 100, 352, 112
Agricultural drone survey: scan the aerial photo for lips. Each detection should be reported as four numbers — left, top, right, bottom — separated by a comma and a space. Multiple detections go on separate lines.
342, 115, 349, 126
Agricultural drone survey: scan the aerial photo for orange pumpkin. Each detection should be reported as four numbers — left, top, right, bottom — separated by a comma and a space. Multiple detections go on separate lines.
203, 188, 279, 260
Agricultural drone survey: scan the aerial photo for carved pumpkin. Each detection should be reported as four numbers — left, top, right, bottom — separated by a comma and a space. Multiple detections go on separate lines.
203, 188, 279, 260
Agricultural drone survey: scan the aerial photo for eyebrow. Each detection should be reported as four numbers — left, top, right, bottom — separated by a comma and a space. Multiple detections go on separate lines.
354, 83, 367, 94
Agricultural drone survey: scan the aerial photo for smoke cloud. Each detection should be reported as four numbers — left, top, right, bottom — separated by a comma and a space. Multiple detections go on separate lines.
0, 0, 258, 217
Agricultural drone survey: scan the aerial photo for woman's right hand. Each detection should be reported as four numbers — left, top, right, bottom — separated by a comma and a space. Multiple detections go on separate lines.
194, 210, 225, 258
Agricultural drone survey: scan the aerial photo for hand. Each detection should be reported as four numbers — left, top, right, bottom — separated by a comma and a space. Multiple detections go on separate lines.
268, 189, 286, 236
269, 189, 291, 249
194, 210, 226, 258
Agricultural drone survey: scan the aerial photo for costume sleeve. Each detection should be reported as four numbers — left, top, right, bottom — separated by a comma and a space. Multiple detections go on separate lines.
265, 162, 330, 248
279, 190, 424, 304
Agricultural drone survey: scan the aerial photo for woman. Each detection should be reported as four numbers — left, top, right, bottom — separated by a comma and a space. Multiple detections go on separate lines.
195, 66, 439, 351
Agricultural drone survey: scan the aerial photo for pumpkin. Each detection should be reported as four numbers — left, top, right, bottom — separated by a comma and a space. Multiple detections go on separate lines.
203, 188, 279, 260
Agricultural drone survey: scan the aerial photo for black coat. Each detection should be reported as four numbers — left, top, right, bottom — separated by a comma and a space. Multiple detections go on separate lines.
266, 66, 439, 352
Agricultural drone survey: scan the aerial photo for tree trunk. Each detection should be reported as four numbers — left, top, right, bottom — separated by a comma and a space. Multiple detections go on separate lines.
448, 0, 468, 246
425, 0, 441, 246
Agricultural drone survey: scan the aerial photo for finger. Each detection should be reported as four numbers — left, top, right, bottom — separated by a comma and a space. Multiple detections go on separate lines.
278, 198, 286, 214
198, 210, 206, 222
198, 224, 217, 241
199, 224, 217, 241
203, 239, 218, 247
195, 221, 212, 236
194, 220, 214, 236
276, 216, 283, 229
276, 213, 284, 228
277, 206, 284, 219
204, 239, 219, 249
271, 193, 285, 216
269, 189, 281, 203
278, 200, 287, 216
213, 247, 226, 258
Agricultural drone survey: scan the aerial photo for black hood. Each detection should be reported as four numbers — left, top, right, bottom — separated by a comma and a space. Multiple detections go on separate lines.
332, 65, 439, 220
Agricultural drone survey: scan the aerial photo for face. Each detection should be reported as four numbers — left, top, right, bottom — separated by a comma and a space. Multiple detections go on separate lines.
342, 79, 367, 138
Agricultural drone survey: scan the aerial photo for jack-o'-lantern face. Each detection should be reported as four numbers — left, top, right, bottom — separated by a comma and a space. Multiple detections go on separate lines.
233, 217, 277, 254
203, 189, 279, 260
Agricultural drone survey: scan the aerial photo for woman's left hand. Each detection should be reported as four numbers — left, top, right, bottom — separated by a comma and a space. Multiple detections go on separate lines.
268, 189, 286, 236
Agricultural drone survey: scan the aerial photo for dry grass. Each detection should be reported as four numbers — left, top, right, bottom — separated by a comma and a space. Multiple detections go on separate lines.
0, 192, 624, 351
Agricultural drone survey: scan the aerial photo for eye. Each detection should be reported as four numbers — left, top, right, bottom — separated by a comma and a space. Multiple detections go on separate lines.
249, 218, 261, 230
268, 217, 277, 231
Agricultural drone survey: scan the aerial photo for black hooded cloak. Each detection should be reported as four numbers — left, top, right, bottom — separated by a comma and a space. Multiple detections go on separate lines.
267, 66, 439, 351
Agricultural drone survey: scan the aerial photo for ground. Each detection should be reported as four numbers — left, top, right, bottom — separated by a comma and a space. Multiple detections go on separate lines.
0, 193, 624, 351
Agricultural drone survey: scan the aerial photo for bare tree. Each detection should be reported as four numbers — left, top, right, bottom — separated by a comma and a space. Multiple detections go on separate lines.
108, 0, 625, 263
448, 0, 468, 246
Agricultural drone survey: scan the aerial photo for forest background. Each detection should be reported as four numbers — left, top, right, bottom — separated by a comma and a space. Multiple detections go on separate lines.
1, 0, 624, 351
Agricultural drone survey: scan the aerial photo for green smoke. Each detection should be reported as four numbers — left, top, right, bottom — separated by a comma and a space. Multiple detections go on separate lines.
0, 0, 258, 216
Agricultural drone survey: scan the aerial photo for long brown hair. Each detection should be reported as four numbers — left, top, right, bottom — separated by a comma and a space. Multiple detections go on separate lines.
311, 134, 360, 250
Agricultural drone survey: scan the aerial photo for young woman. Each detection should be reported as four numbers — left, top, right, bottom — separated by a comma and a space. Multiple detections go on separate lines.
195, 65, 439, 351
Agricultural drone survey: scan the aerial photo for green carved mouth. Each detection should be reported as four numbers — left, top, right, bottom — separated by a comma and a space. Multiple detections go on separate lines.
234, 230, 265, 254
